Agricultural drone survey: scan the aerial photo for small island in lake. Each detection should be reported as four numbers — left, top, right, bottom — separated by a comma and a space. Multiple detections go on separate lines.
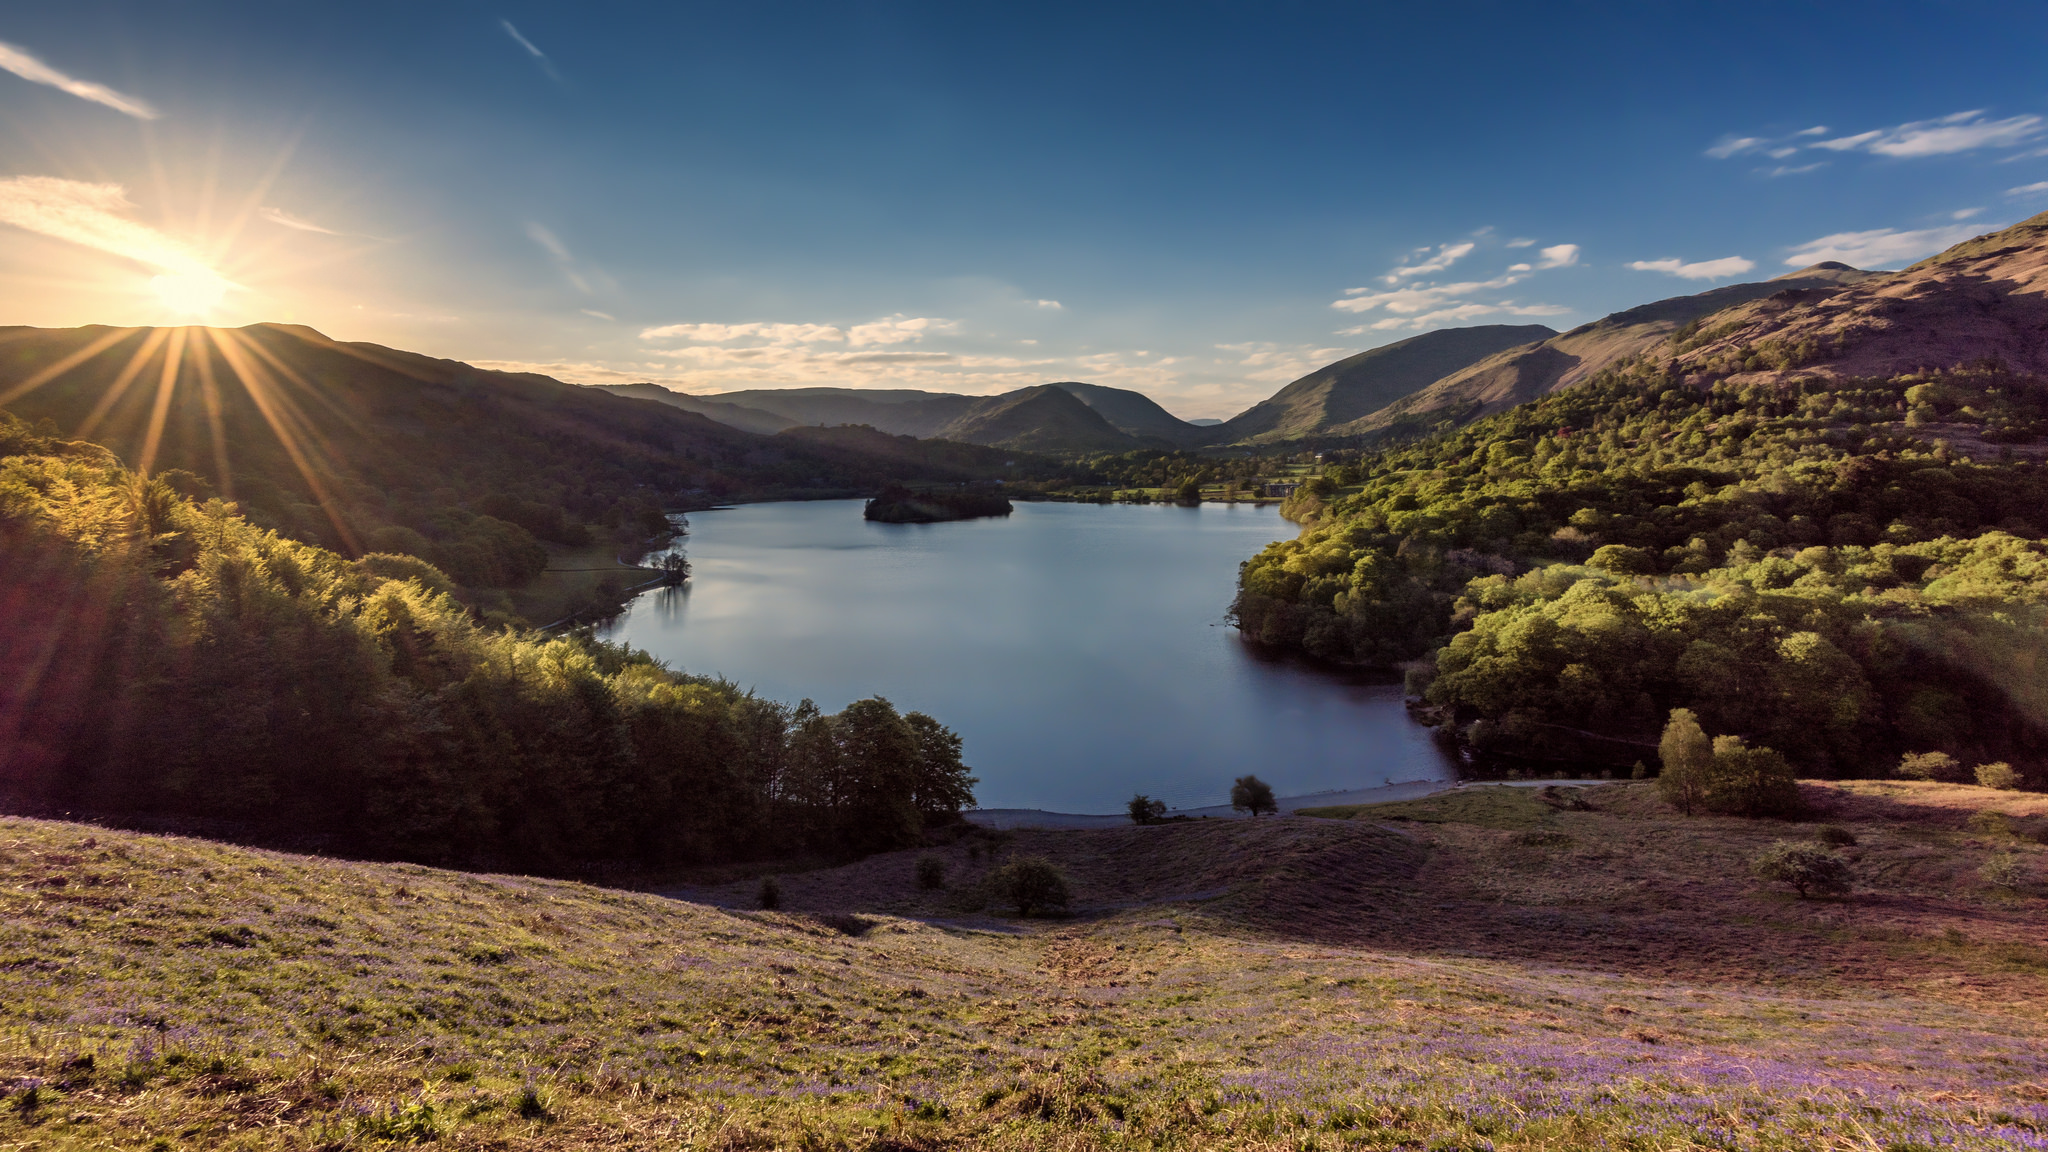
864, 483, 1014, 523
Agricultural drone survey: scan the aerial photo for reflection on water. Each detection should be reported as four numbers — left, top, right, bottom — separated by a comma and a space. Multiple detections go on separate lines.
600, 499, 1457, 813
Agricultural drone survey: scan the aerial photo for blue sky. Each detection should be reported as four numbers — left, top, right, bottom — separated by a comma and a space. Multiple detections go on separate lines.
1, 2, 2045, 418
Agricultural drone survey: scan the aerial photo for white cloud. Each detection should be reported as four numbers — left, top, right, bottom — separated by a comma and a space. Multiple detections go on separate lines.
1813, 111, 2041, 157
1706, 135, 1766, 159
638, 314, 957, 350
2006, 181, 2048, 197
1952, 207, 1983, 220
1506, 262, 1531, 272
1332, 273, 1527, 315
1384, 241, 1475, 283
1033, 299, 1063, 310
258, 206, 339, 235
847, 315, 957, 346
1711, 112, 2043, 171
1627, 255, 1756, 280
1782, 224, 1981, 268
1505, 237, 1535, 248
0, 40, 159, 120
1535, 243, 1578, 269
580, 308, 615, 321
0, 176, 219, 279
1215, 341, 1357, 383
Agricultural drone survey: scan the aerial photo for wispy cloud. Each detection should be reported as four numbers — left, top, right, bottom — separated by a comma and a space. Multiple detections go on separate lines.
1535, 243, 1578, 269
1033, 299, 1063, 310
1711, 112, 2042, 169
1383, 241, 1474, 283
580, 308, 615, 321
2007, 181, 2048, 197
0, 176, 217, 278
1627, 255, 1755, 280
0, 40, 159, 119
500, 20, 564, 85
258, 206, 339, 235
1783, 223, 1982, 268
1505, 237, 1535, 248
524, 221, 596, 293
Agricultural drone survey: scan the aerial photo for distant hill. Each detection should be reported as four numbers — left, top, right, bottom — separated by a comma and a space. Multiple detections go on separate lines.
594, 380, 1206, 452
931, 384, 1139, 452
590, 382, 798, 435
1323, 264, 1877, 438
1045, 381, 1210, 445
1205, 325, 1557, 444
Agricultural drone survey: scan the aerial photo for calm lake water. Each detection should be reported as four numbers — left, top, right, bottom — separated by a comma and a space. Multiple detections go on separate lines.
600, 499, 1457, 813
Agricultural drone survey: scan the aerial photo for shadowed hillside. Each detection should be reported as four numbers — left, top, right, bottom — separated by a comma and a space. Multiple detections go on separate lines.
931, 384, 1140, 452
0, 324, 1014, 584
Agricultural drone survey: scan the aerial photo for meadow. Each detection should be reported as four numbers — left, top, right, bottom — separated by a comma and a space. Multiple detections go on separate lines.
2, 780, 2044, 1150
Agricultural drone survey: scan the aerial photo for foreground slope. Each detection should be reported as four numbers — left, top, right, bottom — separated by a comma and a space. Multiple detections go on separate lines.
3, 780, 2043, 1150
1332, 264, 1875, 438
1207, 325, 1557, 444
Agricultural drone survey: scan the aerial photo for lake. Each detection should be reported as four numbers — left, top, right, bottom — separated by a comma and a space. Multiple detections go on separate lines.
600, 499, 1458, 813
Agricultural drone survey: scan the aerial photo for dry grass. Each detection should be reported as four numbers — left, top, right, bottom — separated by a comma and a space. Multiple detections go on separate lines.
2, 779, 2045, 1149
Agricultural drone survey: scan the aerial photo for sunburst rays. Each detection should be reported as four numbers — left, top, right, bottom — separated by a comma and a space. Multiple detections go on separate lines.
2, 322, 370, 554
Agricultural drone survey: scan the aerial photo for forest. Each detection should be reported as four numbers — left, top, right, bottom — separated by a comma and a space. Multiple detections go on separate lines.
1233, 362, 2048, 779
0, 411, 977, 874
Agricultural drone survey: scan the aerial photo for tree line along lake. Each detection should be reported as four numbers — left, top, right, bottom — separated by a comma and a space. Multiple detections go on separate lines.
599, 499, 1459, 814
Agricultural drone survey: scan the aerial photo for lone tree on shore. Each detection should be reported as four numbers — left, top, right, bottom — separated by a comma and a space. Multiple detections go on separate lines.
1657, 709, 1712, 815
1231, 775, 1277, 817
1127, 794, 1167, 825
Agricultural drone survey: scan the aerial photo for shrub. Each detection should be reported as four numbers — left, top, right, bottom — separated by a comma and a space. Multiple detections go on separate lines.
757, 877, 782, 910
1657, 709, 1711, 815
1752, 841, 1851, 898
1975, 761, 2022, 791
1815, 824, 1857, 847
1896, 751, 1965, 782
1704, 735, 1802, 818
1127, 794, 1167, 825
1981, 853, 2028, 890
517, 1083, 553, 1121
990, 856, 1070, 916
1230, 775, 1278, 817
915, 853, 946, 890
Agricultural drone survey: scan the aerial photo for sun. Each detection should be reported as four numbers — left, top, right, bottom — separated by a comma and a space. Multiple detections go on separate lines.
151, 271, 232, 317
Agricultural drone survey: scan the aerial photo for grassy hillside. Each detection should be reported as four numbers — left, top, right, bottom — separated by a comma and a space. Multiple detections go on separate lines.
1332, 266, 1877, 440
588, 383, 798, 435
1207, 325, 1557, 445
3, 778, 2044, 1150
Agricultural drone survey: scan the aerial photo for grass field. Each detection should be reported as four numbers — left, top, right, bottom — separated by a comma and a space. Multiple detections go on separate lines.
2, 780, 2044, 1149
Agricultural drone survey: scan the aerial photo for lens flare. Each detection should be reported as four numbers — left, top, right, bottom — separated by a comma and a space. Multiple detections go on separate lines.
151, 271, 230, 316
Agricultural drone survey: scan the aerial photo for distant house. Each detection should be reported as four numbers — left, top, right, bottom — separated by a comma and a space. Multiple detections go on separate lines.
1264, 481, 1301, 498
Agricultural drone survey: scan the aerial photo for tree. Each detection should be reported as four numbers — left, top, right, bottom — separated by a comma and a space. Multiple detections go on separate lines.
1896, 751, 1964, 782
1975, 762, 2021, 791
1230, 775, 1278, 817
1656, 709, 1712, 815
1703, 735, 1801, 818
1752, 841, 1850, 898
990, 856, 1069, 916
1127, 794, 1167, 825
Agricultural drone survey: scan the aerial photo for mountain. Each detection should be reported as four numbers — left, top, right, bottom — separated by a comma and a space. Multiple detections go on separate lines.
593, 380, 1204, 451
590, 382, 798, 435
1045, 381, 1210, 445
930, 383, 1139, 452
1665, 211, 2048, 384
0, 323, 1019, 575
1315, 265, 1879, 439
1204, 325, 1558, 444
